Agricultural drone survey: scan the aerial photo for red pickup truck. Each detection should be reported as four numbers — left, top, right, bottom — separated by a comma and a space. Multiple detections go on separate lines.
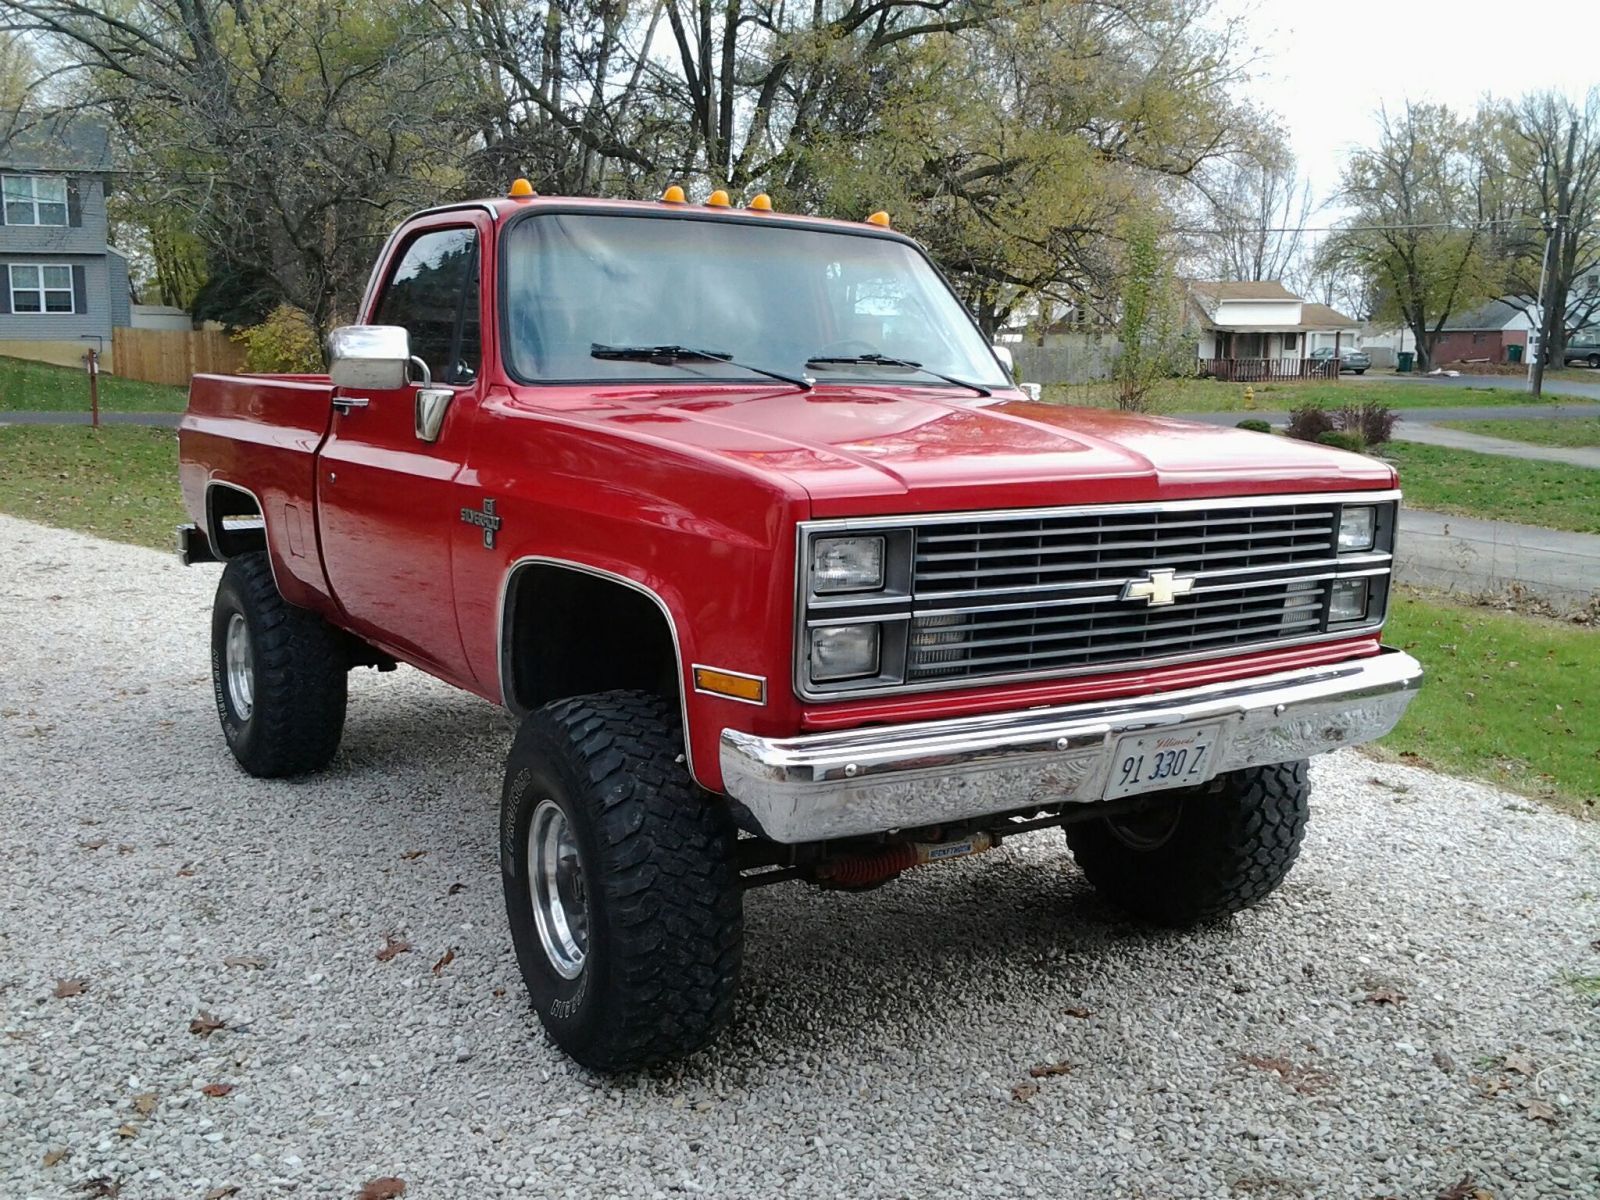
178, 186, 1422, 1071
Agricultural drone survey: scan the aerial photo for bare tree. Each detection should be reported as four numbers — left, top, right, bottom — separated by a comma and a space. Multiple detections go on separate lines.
1193, 150, 1313, 282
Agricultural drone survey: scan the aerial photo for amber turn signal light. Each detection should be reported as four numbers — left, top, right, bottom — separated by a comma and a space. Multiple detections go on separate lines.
693, 667, 765, 705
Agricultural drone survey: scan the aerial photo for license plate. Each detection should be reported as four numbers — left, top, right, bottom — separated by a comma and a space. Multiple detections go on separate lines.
1103, 723, 1223, 800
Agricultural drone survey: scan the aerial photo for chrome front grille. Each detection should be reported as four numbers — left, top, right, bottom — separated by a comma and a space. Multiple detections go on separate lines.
796, 493, 1398, 699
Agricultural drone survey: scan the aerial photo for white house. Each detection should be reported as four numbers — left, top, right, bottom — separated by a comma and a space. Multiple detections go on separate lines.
1189, 281, 1361, 364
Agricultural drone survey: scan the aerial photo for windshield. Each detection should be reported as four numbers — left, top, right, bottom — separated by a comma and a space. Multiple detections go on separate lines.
501, 213, 1011, 388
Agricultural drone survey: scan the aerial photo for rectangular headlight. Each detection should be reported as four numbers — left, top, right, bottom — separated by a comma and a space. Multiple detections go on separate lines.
812, 536, 885, 594
809, 624, 881, 681
1338, 506, 1376, 553
1329, 577, 1369, 623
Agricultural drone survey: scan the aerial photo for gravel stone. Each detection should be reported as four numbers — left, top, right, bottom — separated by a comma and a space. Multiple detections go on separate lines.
2, 514, 1598, 1198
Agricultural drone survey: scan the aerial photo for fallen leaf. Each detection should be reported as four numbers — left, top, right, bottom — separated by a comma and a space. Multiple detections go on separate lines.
200, 1083, 234, 1098
176, 867, 196, 878
1240, 1053, 1334, 1095
117, 844, 135, 855
203, 1188, 240, 1200
223, 954, 267, 970
75, 1178, 120, 1197
1028, 1060, 1072, 1078
1063, 1006, 1092, 1019
132, 1092, 157, 1116
400, 849, 428, 861
53, 978, 87, 999
1434, 1178, 1493, 1200
492, 986, 506, 998
1471, 1074, 1509, 1097
189, 1010, 226, 1038
1365, 987, 1406, 1006
1010, 1081, 1038, 1102
432, 948, 456, 976
375, 936, 412, 963
116, 1124, 138, 1138
446, 882, 467, 895
1518, 1097, 1558, 1123
1431, 1049, 1455, 1074
78, 839, 107, 851
42, 1147, 69, 1167
356, 1177, 407, 1200
1503, 1051, 1535, 1075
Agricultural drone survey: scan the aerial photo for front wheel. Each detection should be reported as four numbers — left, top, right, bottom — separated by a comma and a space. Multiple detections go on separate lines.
1588, 354, 1600, 369
1065, 761, 1309, 926
501, 691, 743, 1071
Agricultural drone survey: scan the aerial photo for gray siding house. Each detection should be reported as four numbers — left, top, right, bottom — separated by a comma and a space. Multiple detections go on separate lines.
0, 111, 132, 369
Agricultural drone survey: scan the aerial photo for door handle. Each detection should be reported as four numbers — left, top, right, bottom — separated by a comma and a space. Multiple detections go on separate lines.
332, 396, 370, 413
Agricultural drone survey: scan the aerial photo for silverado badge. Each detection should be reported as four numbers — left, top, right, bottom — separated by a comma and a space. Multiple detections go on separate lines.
461, 498, 502, 549
1121, 567, 1195, 607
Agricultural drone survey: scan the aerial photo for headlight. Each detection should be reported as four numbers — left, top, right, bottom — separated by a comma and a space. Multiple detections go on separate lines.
1338, 506, 1376, 553
1329, 577, 1369, 623
809, 624, 881, 681
812, 535, 885, 594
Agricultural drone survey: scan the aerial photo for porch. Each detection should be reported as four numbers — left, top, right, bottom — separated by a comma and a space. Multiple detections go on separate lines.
1200, 357, 1340, 382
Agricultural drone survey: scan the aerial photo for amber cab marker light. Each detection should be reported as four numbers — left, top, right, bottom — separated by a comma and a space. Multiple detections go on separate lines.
748, 193, 774, 211
866, 210, 891, 228
693, 666, 765, 705
508, 177, 536, 199
706, 189, 732, 208
661, 184, 687, 204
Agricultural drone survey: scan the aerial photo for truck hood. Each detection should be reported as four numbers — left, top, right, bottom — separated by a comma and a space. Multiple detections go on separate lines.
511, 383, 1396, 516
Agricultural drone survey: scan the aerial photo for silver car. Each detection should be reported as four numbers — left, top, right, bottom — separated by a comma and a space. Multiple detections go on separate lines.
1308, 346, 1370, 374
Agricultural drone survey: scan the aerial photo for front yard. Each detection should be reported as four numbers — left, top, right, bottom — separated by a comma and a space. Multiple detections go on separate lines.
1378, 442, 1600, 534
1040, 378, 1568, 414
1437, 416, 1600, 448
0, 353, 188, 413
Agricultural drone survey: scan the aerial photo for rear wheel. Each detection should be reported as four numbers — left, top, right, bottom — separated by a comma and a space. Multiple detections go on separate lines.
1588, 353, 1600, 369
1065, 761, 1309, 925
210, 552, 347, 777
501, 691, 743, 1071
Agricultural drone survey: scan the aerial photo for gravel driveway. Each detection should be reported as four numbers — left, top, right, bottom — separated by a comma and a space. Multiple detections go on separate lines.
2, 514, 1597, 1200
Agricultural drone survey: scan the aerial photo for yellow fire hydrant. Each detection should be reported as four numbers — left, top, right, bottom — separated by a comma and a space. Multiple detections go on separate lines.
1243, 385, 1256, 410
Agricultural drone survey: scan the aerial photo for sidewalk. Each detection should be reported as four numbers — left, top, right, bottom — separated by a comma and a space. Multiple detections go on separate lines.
1396, 508, 1600, 612
1389, 423, 1600, 469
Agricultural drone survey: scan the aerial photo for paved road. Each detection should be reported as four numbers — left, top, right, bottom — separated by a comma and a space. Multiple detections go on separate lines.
1397, 509, 1600, 612
1391, 423, 1600, 469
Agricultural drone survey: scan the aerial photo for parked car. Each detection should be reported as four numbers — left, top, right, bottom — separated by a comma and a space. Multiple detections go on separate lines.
1562, 337, 1600, 368
1308, 346, 1370, 374
176, 185, 1422, 1071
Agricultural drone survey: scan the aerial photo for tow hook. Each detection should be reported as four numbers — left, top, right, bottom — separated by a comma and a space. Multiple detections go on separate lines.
815, 831, 998, 890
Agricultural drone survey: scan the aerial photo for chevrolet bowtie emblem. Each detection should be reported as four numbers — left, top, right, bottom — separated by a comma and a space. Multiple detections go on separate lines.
1121, 568, 1196, 607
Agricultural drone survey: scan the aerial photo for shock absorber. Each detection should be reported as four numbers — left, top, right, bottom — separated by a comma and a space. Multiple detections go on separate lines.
815, 831, 997, 889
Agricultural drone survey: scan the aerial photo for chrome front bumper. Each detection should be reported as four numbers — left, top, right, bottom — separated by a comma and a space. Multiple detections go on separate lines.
720, 649, 1423, 843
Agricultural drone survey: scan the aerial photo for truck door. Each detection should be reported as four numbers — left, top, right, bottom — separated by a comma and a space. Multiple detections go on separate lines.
316, 216, 488, 681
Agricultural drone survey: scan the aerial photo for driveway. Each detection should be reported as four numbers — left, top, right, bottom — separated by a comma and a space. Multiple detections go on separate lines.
2, 516, 1597, 1200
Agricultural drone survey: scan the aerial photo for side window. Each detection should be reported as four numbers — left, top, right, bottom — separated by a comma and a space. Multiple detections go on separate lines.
372, 227, 480, 385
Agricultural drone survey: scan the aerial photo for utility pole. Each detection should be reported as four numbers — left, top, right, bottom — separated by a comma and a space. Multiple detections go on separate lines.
1528, 213, 1562, 399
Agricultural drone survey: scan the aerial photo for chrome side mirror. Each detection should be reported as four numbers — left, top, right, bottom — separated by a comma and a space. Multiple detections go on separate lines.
992, 344, 1016, 378
327, 325, 411, 390
1019, 382, 1042, 402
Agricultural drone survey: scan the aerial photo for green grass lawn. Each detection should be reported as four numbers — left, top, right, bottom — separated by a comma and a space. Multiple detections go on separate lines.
1436, 416, 1600, 448
0, 426, 185, 549
1039, 377, 1566, 414
1378, 442, 1600, 533
1378, 592, 1597, 815
0, 353, 188, 413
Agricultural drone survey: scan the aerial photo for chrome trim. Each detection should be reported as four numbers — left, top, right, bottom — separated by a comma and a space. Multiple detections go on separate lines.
414, 386, 454, 442
801, 490, 1402, 534
723, 648, 1423, 843
691, 663, 768, 707
496, 556, 696, 777
793, 492, 1399, 701
203, 481, 287, 596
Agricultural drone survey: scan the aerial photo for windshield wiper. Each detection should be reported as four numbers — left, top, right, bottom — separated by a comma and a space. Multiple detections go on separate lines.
805, 352, 992, 397
591, 344, 813, 391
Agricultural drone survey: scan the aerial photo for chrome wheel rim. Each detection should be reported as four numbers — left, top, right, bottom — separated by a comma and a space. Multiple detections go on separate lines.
530, 799, 589, 979
224, 612, 255, 720
1105, 799, 1183, 851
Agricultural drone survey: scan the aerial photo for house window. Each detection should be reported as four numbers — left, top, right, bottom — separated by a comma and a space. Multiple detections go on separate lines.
1283, 333, 1298, 352
8, 264, 75, 314
3, 175, 70, 226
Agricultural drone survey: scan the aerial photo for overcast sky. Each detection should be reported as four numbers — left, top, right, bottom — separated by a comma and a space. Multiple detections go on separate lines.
1225, 0, 1598, 218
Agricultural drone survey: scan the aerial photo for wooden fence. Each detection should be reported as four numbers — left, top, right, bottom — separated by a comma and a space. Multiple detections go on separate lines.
1199, 357, 1339, 383
112, 327, 245, 387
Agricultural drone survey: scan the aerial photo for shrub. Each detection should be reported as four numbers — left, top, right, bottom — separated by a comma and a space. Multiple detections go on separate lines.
1285, 405, 1335, 443
1235, 418, 1272, 433
1336, 401, 1399, 446
1316, 430, 1366, 453
234, 304, 322, 374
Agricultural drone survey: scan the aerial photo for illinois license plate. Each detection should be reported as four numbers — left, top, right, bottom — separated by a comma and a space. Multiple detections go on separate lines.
1103, 723, 1223, 800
